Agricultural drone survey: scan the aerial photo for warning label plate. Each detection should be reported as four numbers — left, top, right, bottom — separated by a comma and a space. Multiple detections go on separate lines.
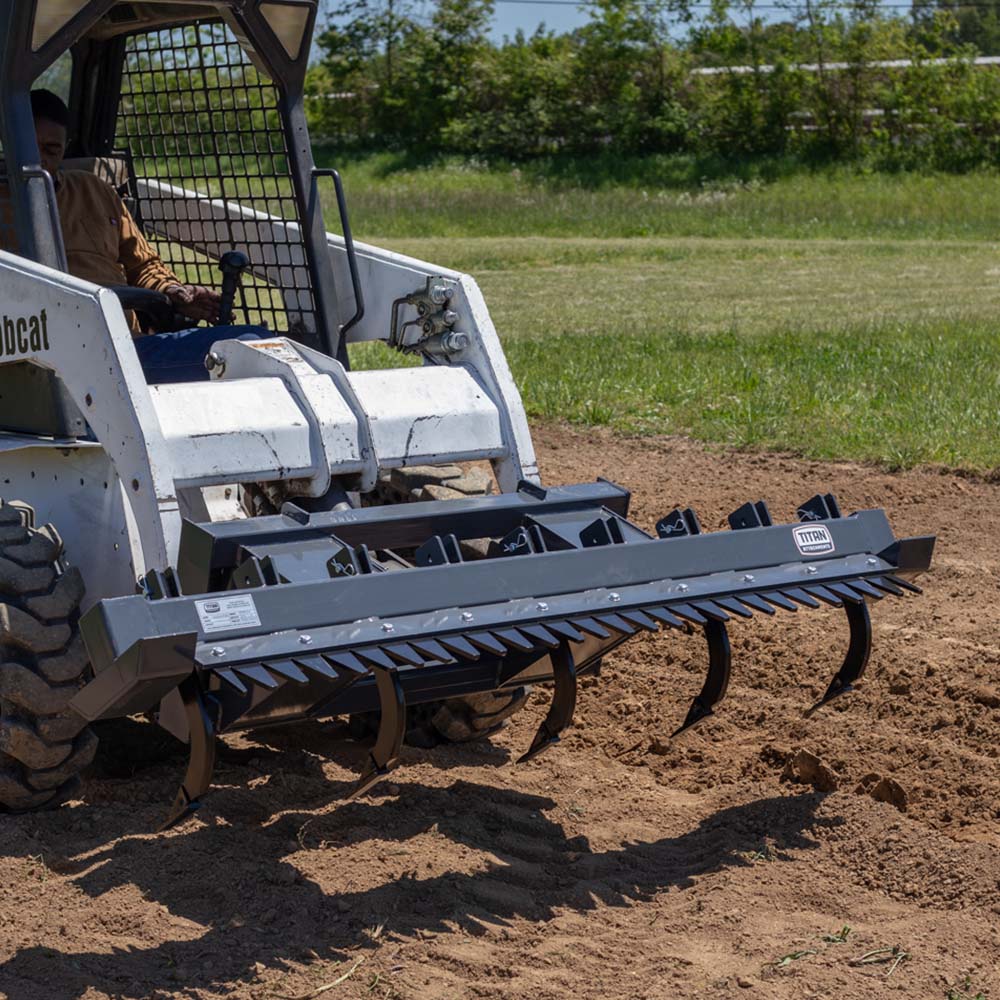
195, 594, 262, 634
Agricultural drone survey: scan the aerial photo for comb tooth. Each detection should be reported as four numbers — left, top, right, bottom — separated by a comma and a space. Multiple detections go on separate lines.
884, 574, 922, 594
802, 584, 843, 607
521, 624, 561, 648
870, 576, 905, 597
691, 601, 730, 623
383, 642, 425, 666
294, 656, 339, 679
410, 638, 456, 663
236, 664, 280, 689
826, 582, 865, 604
735, 593, 777, 615
572, 617, 612, 639
216, 668, 248, 693
359, 646, 399, 670
782, 587, 822, 609
595, 613, 637, 636
324, 651, 368, 676
494, 628, 535, 651
760, 591, 798, 612
670, 603, 708, 626
267, 659, 309, 683
547, 620, 586, 643
619, 609, 660, 631
646, 606, 688, 630
438, 634, 481, 660
714, 596, 755, 619
467, 631, 508, 656
847, 579, 885, 600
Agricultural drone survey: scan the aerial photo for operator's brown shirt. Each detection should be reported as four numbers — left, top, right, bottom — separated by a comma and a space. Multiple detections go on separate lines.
1, 170, 180, 332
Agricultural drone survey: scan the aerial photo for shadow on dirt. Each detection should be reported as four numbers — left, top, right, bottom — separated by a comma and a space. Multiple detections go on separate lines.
0, 725, 838, 1000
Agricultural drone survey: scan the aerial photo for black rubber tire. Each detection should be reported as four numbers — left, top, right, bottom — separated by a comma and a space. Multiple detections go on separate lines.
0, 501, 95, 812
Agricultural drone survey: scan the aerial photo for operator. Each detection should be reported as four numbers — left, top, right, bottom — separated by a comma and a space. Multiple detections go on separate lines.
24, 89, 258, 383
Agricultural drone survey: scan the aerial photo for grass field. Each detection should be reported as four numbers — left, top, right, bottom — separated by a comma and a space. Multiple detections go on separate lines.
329, 155, 1000, 472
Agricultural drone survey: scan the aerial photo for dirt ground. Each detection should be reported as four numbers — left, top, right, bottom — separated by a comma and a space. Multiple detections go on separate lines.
1, 423, 998, 1000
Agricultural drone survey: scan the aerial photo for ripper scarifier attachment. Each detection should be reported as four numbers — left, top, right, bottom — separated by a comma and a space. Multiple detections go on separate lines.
70, 481, 933, 825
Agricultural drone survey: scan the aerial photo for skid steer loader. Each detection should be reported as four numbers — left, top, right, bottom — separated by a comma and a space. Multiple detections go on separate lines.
0, 0, 934, 827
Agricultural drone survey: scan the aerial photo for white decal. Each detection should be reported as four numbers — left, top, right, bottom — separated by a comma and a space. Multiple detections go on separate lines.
793, 524, 835, 556
196, 594, 262, 634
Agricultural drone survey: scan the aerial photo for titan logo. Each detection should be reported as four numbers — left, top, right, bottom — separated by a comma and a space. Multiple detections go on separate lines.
792, 524, 835, 555
1, 309, 49, 356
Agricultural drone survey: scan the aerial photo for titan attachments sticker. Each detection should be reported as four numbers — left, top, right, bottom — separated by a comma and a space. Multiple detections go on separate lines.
792, 524, 835, 555
195, 594, 262, 634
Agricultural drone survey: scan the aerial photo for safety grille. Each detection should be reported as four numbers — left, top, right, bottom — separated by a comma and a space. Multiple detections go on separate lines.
116, 21, 317, 336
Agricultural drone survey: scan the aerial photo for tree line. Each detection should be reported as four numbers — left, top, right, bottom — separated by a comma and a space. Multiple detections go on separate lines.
305, 0, 1000, 168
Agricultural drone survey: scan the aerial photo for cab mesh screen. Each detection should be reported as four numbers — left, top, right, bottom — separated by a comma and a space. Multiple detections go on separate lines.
116, 21, 317, 336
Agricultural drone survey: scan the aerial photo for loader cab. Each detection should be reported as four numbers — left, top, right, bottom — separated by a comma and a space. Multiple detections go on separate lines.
0, 0, 347, 437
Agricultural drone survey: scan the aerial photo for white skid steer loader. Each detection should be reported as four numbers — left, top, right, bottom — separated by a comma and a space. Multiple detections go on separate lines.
0, 0, 933, 826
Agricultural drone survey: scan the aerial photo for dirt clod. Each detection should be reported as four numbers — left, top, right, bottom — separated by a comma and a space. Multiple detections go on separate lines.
780, 748, 840, 792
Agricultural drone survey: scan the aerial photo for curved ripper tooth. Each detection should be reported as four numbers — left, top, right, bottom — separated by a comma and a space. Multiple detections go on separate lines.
802, 584, 843, 607
572, 617, 612, 639
347, 665, 405, 800
620, 609, 660, 632
672, 619, 731, 738
884, 574, 922, 594
646, 606, 688, 630
807, 600, 872, 715
870, 576, 905, 597
826, 582, 865, 604
160, 677, 217, 831
216, 668, 248, 694
547, 620, 587, 643
324, 651, 368, 677
466, 631, 508, 656
294, 656, 339, 679
847, 579, 886, 601
714, 597, 755, 619
691, 601, 730, 623
267, 659, 309, 683
518, 643, 578, 763
358, 646, 398, 670
383, 642, 425, 666
521, 624, 561, 649
236, 664, 280, 689
411, 638, 456, 663
438, 634, 481, 660
734, 593, 777, 616
670, 603, 708, 626
595, 613, 638, 636
760, 591, 799, 612
782, 587, 822, 609
495, 628, 535, 651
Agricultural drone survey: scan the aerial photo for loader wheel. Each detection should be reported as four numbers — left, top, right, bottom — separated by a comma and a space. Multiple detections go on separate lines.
0, 502, 95, 812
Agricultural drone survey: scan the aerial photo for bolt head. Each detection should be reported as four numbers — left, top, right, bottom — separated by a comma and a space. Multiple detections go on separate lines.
677, 583, 689, 593
299, 634, 313, 645
806, 566, 818, 575
211, 646, 225, 658
382, 623, 395, 633
461, 611, 474, 622
609, 592, 621, 603
867, 557, 878, 566
536, 602, 549, 612
743, 574, 755, 583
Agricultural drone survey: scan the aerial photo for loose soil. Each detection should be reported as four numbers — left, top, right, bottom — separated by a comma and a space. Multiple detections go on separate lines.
1, 424, 998, 1000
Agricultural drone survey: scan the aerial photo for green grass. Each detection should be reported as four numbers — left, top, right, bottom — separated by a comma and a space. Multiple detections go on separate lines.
323, 150, 1000, 242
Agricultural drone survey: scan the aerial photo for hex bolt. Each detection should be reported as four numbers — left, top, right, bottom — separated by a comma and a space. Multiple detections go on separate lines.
430, 284, 452, 304
299, 634, 313, 645
677, 583, 689, 593
867, 557, 878, 566
442, 331, 470, 354
806, 566, 818, 575
211, 646, 226, 658
743, 574, 755, 583
382, 623, 395, 633
536, 602, 549, 612
443, 309, 459, 325
609, 592, 621, 603
461, 611, 474, 622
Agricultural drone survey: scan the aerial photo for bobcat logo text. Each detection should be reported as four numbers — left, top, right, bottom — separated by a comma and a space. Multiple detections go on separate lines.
1, 309, 50, 357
